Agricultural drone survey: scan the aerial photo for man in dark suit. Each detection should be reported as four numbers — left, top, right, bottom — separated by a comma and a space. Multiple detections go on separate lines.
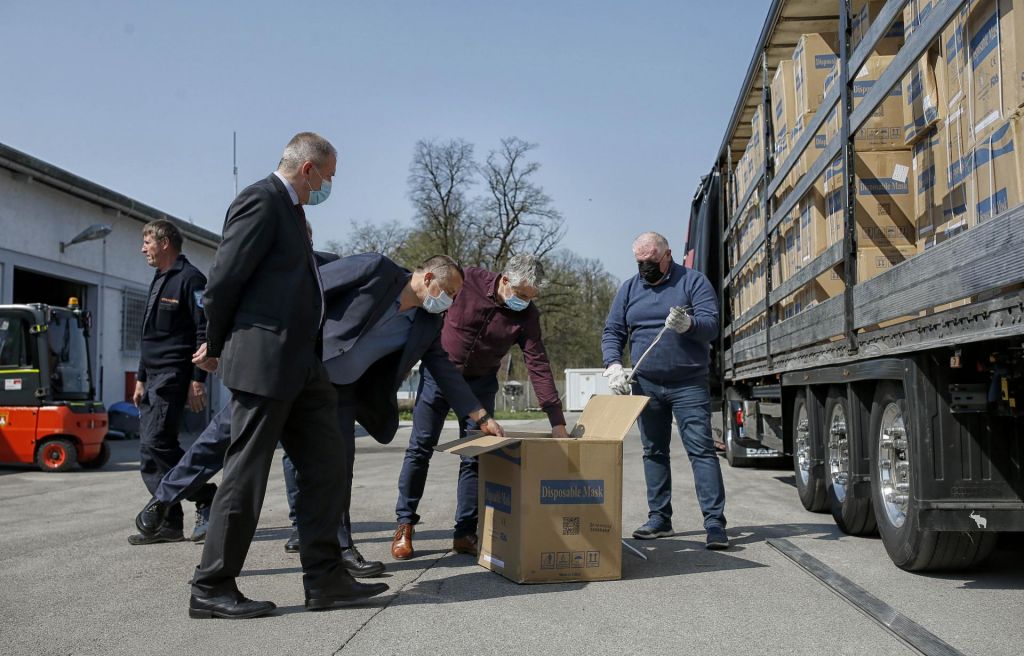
280, 252, 507, 567
188, 132, 387, 619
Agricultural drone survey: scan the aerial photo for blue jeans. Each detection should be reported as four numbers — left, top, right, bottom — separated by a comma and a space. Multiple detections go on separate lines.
395, 369, 497, 538
634, 377, 726, 530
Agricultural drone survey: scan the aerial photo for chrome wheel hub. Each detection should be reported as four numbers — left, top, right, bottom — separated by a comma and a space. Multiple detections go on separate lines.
795, 406, 811, 486
878, 402, 910, 528
828, 404, 850, 501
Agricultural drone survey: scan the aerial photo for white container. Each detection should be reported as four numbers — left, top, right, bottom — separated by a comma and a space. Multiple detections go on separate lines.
564, 368, 631, 411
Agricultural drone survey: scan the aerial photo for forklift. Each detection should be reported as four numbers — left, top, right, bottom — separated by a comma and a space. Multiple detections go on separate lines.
0, 298, 109, 472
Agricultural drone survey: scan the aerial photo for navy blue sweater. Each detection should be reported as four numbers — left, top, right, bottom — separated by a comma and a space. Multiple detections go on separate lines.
601, 261, 719, 384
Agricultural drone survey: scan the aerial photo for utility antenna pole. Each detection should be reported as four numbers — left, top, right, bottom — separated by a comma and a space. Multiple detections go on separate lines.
233, 131, 239, 197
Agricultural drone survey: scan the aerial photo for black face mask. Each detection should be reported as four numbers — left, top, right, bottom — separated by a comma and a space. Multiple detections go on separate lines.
638, 260, 664, 284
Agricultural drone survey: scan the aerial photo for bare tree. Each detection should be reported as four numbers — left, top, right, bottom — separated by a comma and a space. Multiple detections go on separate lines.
325, 220, 409, 259
478, 137, 565, 270
407, 138, 477, 263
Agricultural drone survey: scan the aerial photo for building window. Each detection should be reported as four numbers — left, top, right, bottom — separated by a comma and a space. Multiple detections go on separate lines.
121, 288, 147, 353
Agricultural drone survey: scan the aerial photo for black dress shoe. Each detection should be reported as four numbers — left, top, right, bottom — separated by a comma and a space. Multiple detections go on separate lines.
135, 498, 170, 535
342, 546, 386, 577
284, 528, 300, 554
189, 592, 276, 619
128, 524, 184, 545
305, 569, 389, 611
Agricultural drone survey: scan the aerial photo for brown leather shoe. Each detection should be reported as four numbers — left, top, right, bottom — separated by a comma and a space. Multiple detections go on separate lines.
391, 523, 414, 560
452, 533, 478, 556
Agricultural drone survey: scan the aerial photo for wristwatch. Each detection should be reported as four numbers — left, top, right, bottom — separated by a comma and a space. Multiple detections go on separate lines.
476, 412, 493, 426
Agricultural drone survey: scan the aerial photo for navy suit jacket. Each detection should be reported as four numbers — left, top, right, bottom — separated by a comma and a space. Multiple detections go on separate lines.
319, 253, 479, 444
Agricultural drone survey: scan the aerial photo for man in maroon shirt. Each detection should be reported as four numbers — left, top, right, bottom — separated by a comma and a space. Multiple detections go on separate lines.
391, 254, 567, 559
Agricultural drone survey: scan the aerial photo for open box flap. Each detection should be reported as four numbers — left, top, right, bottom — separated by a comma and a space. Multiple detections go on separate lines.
570, 394, 649, 441
435, 434, 523, 457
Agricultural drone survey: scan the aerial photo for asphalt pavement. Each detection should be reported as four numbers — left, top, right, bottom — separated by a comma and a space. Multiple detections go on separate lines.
1, 415, 1021, 656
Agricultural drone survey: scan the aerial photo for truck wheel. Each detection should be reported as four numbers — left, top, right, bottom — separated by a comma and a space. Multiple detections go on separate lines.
869, 382, 997, 571
80, 441, 110, 470
824, 387, 876, 535
793, 391, 828, 512
36, 438, 78, 472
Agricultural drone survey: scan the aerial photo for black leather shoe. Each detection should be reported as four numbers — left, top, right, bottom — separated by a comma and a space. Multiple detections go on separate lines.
135, 498, 170, 535
342, 546, 386, 577
128, 524, 184, 545
191, 504, 211, 543
304, 569, 389, 611
284, 528, 300, 554
189, 592, 276, 619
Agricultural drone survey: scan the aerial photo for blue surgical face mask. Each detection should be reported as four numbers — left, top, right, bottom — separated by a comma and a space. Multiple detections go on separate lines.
423, 284, 453, 314
506, 295, 530, 312
305, 164, 332, 205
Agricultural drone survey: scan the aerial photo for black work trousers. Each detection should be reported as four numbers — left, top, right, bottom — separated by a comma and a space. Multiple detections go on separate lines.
191, 361, 349, 597
138, 368, 216, 529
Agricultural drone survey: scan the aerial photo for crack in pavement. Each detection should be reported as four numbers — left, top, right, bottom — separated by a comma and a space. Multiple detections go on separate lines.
334, 549, 453, 654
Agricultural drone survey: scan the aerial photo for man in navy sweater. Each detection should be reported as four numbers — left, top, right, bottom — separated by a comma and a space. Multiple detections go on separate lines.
601, 231, 728, 549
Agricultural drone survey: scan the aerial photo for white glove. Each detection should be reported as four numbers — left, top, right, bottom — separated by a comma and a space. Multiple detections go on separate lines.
665, 306, 693, 334
602, 364, 631, 395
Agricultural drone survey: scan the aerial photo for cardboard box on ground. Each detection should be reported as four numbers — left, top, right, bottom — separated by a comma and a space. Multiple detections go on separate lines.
436, 395, 648, 584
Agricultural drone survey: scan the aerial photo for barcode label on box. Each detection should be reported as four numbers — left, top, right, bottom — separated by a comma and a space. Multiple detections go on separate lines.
562, 516, 580, 535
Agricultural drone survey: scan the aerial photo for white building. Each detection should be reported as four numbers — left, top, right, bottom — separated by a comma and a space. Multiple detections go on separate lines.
0, 142, 223, 412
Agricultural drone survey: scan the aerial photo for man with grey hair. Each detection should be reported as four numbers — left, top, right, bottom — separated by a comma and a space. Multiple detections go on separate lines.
602, 231, 729, 549
189, 132, 388, 618
390, 253, 568, 561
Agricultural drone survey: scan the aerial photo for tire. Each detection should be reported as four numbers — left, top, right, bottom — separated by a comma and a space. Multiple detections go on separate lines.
793, 391, 828, 512
824, 387, 876, 535
724, 388, 754, 468
869, 382, 998, 571
80, 441, 110, 470
36, 438, 78, 472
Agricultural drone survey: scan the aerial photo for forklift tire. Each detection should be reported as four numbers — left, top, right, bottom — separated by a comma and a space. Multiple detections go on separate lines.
36, 438, 78, 472
792, 391, 828, 512
824, 387, 876, 536
80, 441, 110, 470
869, 382, 998, 571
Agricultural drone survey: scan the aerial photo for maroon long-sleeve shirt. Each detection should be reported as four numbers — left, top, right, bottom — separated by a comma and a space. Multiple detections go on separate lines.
441, 267, 566, 427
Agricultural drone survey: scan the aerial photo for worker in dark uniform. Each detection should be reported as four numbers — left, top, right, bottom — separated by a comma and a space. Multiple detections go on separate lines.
129, 219, 217, 545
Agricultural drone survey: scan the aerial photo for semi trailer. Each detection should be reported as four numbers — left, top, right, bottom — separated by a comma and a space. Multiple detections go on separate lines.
686, 0, 1024, 570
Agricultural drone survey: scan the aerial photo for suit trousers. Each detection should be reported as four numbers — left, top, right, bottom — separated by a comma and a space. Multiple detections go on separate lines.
154, 403, 230, 506
191, 361, 349, 596
138, 368, 216, 529
281, 382, 357, 548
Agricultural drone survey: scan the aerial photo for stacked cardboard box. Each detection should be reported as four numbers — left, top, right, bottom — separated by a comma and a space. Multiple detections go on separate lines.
771, 60, 797, 176
853, 0, 906, 55
972, 117, 1021, 224
823, 58, 906, 151
902, 1, 943, 144
794, 33, 839, 117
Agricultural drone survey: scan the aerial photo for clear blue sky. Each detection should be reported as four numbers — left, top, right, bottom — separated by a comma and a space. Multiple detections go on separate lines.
2, 1, 769, 282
